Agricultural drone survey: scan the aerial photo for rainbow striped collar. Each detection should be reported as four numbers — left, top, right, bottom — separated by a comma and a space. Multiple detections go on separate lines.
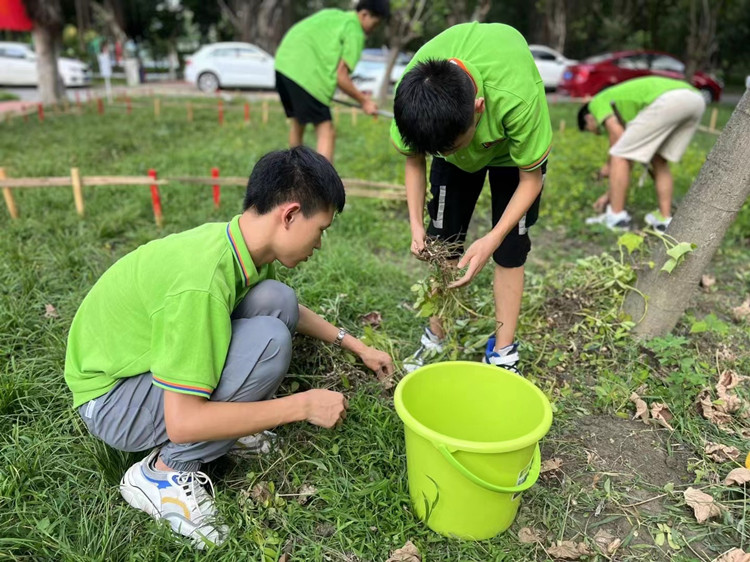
226, 215, 258, 287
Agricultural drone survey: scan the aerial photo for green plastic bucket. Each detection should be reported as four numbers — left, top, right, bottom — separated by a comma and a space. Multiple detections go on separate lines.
394, 361, 553, 540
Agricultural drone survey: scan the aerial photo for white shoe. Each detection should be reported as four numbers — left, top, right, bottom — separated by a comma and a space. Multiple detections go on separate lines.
586, 205, 632, 231
231, 430, 277, 455
644, 211, 672, 232
403, 327, 444, 373
119, 450, 227, 550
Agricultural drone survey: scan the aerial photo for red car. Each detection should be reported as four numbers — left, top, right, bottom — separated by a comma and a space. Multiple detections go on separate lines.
559, 50, 722, 103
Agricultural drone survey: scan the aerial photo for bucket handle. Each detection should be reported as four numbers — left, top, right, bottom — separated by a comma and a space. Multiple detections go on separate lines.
436, 443, 541, 494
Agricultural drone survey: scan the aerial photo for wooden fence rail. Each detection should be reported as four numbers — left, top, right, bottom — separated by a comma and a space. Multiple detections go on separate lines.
0, 168, 406, 224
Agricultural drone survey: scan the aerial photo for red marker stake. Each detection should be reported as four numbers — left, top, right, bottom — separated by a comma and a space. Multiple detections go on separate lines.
244, 102, 250, 123
37, 103, 44, 122
148, 169, 163, 227
212, 167, 220, 209
97, 98, 104, 115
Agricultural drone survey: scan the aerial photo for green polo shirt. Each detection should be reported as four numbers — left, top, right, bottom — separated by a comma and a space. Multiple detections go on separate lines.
64, 216, 276, 408
274, 9, 365, 106
588, 76, 697, 125
390, 22, 552, 173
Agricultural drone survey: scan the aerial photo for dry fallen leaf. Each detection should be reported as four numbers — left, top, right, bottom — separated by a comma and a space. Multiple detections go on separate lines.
297, 484, 317, 505
705, 442, 741, 463
718, 370, 746, 390
630, 392, 649, 421
386, 540, 421, 562
684, 487, 723, 523
650, 402, 674, 430
724, 467, 750, 486
278, 555, 289, 562
539, 457, 562, 474
697, 389, 733, 425
701, 274, 717, 291
731, 298, 750, 322
713, 548, 750, 562
518, 527, 544, 544
250, 481, 273, 503
547, 540, 592, 560
44, 304, 59, 318
360, 311, 383, 329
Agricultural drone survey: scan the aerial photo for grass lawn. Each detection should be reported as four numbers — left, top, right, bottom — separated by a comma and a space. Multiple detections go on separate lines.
0, 98, 749, 561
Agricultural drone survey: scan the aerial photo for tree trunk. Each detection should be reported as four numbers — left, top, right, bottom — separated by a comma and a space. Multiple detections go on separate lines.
32, 25, 65, 105
684, 0, 723, 79
624, 90, 750, 338
377, 45, 401, 104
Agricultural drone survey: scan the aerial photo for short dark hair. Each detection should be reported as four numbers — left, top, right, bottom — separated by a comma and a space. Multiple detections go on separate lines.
577, 103, 590, 131
393, 59, 476, 155
356, 0, 390, 19
244, 147, 345, 216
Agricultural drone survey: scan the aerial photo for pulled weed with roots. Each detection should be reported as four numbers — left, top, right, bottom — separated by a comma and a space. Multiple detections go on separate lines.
411, 239, 497, 360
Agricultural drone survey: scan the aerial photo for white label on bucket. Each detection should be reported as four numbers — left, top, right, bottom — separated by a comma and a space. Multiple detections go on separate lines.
511, 460, 533, 502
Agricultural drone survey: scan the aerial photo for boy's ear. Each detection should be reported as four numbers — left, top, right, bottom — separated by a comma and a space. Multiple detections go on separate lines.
475, 97, 486, 114
281, 203, 302, 228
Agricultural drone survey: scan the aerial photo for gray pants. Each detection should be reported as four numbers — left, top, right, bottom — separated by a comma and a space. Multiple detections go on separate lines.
78, 280, 298, 472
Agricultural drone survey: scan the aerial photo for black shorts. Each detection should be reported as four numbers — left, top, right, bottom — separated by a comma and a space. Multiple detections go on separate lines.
275, 71, 331, 125
426, 158, 547, 268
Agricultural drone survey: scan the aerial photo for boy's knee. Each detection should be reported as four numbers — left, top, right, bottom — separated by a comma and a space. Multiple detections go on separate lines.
234, 280, 299, 331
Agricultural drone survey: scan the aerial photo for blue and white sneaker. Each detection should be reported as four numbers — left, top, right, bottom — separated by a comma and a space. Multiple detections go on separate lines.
403, 327, 444, 373
119, 450, 227, 549
483, 336, 521, 375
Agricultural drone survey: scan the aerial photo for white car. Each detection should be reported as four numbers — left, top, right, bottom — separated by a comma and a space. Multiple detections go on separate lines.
0, 41, 91, 87
184, 42, 275, 93
528, 44, 576, 90
351, 48, 412, 96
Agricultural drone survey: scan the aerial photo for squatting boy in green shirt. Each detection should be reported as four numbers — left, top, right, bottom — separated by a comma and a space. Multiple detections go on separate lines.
274, 1, 389, 162
65, 147, 393, 549
389, 22, 552, 374
578, 76, 705, 231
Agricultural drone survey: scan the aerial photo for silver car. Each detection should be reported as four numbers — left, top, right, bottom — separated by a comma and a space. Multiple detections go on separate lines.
184, 42, 275, 93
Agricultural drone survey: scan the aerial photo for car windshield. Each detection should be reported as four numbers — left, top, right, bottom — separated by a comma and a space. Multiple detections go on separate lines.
584, 53, 613, 64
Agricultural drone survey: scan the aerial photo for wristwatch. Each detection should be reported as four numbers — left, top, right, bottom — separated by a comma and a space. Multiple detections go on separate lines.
333, 327, 348, 347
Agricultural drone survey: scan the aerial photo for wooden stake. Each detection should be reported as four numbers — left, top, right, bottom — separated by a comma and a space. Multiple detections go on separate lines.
148, 169, 163, 228
217, 99, 224, 126
187, 101, 193, 122
0, 168, 19, 219
709, 107, 718, 132
37, 103, 44, 122
211, 167, 220, 209
351, 107, 357, 125
154, 98, 161, 119
262, 101, 269, 124
559, 119, 566, 133
71, 167, 84, 216
244, 102, 250, 124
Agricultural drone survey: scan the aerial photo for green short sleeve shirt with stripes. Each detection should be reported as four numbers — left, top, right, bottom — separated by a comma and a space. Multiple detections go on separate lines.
64, 215, 276, 408
389, 22, 552, 173
274, 9, 365, 106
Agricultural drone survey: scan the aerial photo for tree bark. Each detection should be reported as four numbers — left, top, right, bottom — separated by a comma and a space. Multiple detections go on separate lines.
624, 90, 750, 338
218, 0, 292, 53
32, 26, 65, 105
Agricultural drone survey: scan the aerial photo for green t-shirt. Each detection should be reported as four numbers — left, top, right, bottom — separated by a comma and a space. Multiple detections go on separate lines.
64, 216, 276, 408
588, 76, 697, 125
274, 9, 365, 106
390, 22, 552, 173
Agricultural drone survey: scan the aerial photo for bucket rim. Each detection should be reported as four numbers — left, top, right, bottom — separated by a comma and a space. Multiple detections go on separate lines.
394, 361, 553, 454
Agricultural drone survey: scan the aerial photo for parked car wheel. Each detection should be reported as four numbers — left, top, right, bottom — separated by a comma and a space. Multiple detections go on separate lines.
198, 71, 220, 93
699, 86, 714, 104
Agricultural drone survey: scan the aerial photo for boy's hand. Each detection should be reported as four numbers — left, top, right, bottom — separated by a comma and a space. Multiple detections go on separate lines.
301, 389, 348, 428
448, 235, 496, 288
359, 346, 394, 378
410, 224, 427, 259
593, 193, 610, 212
361, 98, 378, 115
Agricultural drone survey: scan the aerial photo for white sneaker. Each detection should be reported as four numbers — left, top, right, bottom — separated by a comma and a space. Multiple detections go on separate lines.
403, 327, 444, 373
586, 205, 632, 231
644, 211, 672, 232
231, 430, 277, 456
119, 450, 227, 550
